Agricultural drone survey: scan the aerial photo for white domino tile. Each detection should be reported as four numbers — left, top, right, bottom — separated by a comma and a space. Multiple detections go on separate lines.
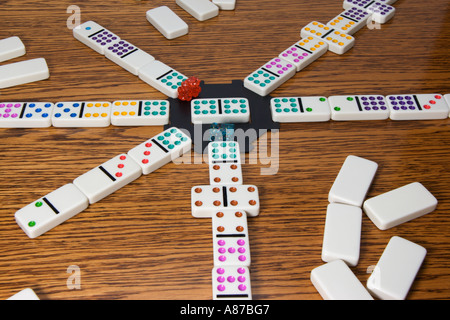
0, 58, 49, 89
343, 0, 395, 24
191, 98, 250, 124
191, 185, 260, 218
212, 209, 251, 266
244, 57, 296, 97
7, 288, 40, 300
127, 127, 192, 175
73, 20, 121, 54
279, 36, 328, 72
208, 141, 243, 185
329, 95, 390, 120
0, 36, 26, 62
0, 102, 54, 128
329, 155, 378, 207
212, 266, 252, 300
386, 94, 449, 120
105, 39, 155, 75
326, 7, 372, 35
176, 0, 219, 21
73, 154, 142, 204
146, 6, 189, 40
15, 183, 89, 238
300, 21, 355, 55
270, 96, 331, 122
212, 0, 236, 10
51, 101, 111, 127
321, 203, 362, 267
311, 260, 374, 300
138, 60, 188, 98
363, 182, 438, 230
367, 236, 427, 300
445, 94, 450, 117
111, 100, 169, 126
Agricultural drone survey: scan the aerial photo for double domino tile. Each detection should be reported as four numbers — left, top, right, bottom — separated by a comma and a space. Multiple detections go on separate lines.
74, 21, 187, 98
191, 98, 250, 124
191, 185, 260, 219
15, 127, 192, 238
300, 21, 355, 55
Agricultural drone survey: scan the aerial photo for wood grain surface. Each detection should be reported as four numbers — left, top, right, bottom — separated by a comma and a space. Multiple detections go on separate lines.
0, 0, 449, 301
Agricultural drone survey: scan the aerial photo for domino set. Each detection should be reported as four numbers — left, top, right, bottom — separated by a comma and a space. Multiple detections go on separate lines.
191, 141, 259, 299
14, 127, 191, 238
311, 155, 436, 299
1, 0, 448, 301
244, 0, 398, 96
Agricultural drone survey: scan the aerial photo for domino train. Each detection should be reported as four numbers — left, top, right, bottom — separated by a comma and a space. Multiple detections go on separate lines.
244, 0, 399, 96
312, 155, 436, 300
1, 93, 449, 128
14, 127, 192, 239
72, 20, 188, 98
191, 140, 259, 300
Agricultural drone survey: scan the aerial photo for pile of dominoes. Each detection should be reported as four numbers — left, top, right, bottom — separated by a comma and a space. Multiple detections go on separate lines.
191, 140, 259, 300
312, 155, 437, 300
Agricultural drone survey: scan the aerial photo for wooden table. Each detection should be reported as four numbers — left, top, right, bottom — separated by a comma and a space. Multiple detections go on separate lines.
0, 0, 449, 301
